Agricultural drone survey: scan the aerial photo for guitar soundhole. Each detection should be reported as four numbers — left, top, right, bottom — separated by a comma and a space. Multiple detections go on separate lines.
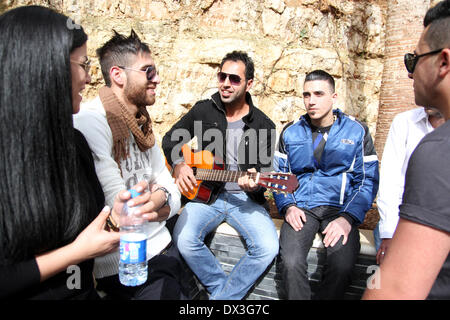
192, 167, 197, 175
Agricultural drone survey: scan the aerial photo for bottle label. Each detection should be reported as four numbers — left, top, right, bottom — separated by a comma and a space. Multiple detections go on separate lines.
120, 233, 147, 264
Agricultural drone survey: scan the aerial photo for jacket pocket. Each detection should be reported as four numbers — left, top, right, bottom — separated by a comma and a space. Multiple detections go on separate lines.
284, 140, 313, 173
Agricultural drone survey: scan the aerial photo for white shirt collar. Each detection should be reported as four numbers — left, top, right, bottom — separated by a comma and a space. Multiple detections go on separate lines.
411, 107, 428, 124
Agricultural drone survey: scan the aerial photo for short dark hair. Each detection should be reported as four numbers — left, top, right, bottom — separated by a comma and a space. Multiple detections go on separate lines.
423, 0, 450, 50
220, 50, 255, 81
96, 30, 151, 86
304, 70, 335, 93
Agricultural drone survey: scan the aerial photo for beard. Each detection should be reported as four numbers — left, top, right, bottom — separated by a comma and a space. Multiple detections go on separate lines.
124, 81, 154, 108
220, 87, 246, 108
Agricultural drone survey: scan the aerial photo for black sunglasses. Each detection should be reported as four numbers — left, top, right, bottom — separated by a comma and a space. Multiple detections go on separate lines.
118, 65, 157, 81
217, 72, 242, 86
404, 48, 443, 73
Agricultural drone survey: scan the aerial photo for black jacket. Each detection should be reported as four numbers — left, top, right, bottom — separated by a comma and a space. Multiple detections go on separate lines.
162, 92, 276, 205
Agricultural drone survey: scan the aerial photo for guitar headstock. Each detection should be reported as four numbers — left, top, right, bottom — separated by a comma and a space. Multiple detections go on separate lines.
258, 172, 299, 195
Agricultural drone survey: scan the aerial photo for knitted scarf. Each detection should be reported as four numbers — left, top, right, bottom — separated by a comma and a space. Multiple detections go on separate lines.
98, 86, 155, 172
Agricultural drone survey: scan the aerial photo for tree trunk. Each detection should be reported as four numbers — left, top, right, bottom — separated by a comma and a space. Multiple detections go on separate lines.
374, 0, 431, 157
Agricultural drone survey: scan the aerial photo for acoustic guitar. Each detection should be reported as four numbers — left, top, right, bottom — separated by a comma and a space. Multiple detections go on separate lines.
166, 144, 299, 203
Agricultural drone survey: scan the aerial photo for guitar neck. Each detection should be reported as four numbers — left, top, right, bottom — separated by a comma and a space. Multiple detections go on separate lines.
195, 168, 256, 183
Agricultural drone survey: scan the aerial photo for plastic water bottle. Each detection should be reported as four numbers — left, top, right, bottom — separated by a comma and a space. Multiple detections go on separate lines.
118, 189, 148, 286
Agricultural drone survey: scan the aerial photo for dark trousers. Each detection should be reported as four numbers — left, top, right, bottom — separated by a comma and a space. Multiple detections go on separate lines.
96, 242, 190, 300
279, 207, 360, 300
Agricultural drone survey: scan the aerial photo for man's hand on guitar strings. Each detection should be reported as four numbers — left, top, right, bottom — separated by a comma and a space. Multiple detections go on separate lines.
238, 168, 259, 192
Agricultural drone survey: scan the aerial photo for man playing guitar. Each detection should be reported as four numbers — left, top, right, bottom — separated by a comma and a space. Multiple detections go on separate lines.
162, 51, 279, 300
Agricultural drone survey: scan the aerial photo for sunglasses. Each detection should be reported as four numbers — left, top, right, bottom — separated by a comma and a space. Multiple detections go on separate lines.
404, 48, 443, 73
70, 59, 91, 73
118, 65, 158, 81
217, 72, 242, 86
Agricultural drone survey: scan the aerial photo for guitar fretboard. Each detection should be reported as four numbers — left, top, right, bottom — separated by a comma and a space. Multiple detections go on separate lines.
195, 169, 257, 182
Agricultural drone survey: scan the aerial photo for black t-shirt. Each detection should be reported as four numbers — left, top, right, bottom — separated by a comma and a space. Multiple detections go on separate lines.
311, 123, 332, 166
399, 120, 450, 299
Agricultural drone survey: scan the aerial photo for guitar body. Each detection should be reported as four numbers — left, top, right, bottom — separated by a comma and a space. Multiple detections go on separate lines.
181, 144, 224, 203
165, 144, 298, 204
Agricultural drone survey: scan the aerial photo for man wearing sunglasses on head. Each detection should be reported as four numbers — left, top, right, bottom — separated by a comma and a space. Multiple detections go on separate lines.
364, 0, 450, 300
162, 51, 279, 300
73, 30, 188, 300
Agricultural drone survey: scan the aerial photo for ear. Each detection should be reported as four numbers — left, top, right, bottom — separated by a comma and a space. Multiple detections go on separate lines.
110, 66, 125, 87
438, 48, 450, 78
245, 78, 253, 92
331, 91, 338, 105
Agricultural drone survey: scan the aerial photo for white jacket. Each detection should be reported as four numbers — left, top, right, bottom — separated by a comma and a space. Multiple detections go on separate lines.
74, 96, 181, 279
377, 107, 435, 239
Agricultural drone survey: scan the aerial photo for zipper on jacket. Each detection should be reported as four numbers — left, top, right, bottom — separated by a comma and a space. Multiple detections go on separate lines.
206, 121, 218, 127
305, 171, 315, 209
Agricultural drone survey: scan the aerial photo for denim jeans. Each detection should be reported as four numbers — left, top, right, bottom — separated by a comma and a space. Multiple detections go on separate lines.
173, 191, 279, 300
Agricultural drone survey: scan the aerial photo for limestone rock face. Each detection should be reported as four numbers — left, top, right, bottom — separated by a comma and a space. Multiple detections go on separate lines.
2, 0, 387, 141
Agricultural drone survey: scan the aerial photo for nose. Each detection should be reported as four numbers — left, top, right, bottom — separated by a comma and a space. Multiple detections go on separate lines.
85, 72, 92, 84
154, 72, 161, 84
222, 75, 231, 87
151, 72, 161, 84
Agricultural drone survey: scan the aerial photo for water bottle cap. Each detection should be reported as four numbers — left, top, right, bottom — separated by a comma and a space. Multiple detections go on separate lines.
128, 189, 142, 199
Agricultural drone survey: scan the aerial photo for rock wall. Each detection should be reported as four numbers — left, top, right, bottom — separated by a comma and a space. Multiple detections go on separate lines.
2, 0, 387, 142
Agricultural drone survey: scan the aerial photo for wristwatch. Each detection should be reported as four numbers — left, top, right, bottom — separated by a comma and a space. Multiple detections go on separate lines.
155, 186, 171, 207
106, 213, 120, 232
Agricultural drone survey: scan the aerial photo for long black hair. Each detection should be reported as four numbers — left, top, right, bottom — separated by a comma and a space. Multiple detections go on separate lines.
0, 6, 92, 265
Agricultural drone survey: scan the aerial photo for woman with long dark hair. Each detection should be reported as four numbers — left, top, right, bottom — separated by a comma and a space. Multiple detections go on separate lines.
0, 5, 143, 299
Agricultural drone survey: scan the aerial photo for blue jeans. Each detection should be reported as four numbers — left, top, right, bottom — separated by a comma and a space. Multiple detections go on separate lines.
173, 192, 279, 300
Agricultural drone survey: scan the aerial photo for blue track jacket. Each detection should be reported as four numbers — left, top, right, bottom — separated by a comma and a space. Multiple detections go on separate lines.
273, 109, 379, 224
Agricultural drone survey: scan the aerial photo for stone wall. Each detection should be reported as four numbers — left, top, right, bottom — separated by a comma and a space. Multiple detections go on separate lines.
2, 0, 387, 142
